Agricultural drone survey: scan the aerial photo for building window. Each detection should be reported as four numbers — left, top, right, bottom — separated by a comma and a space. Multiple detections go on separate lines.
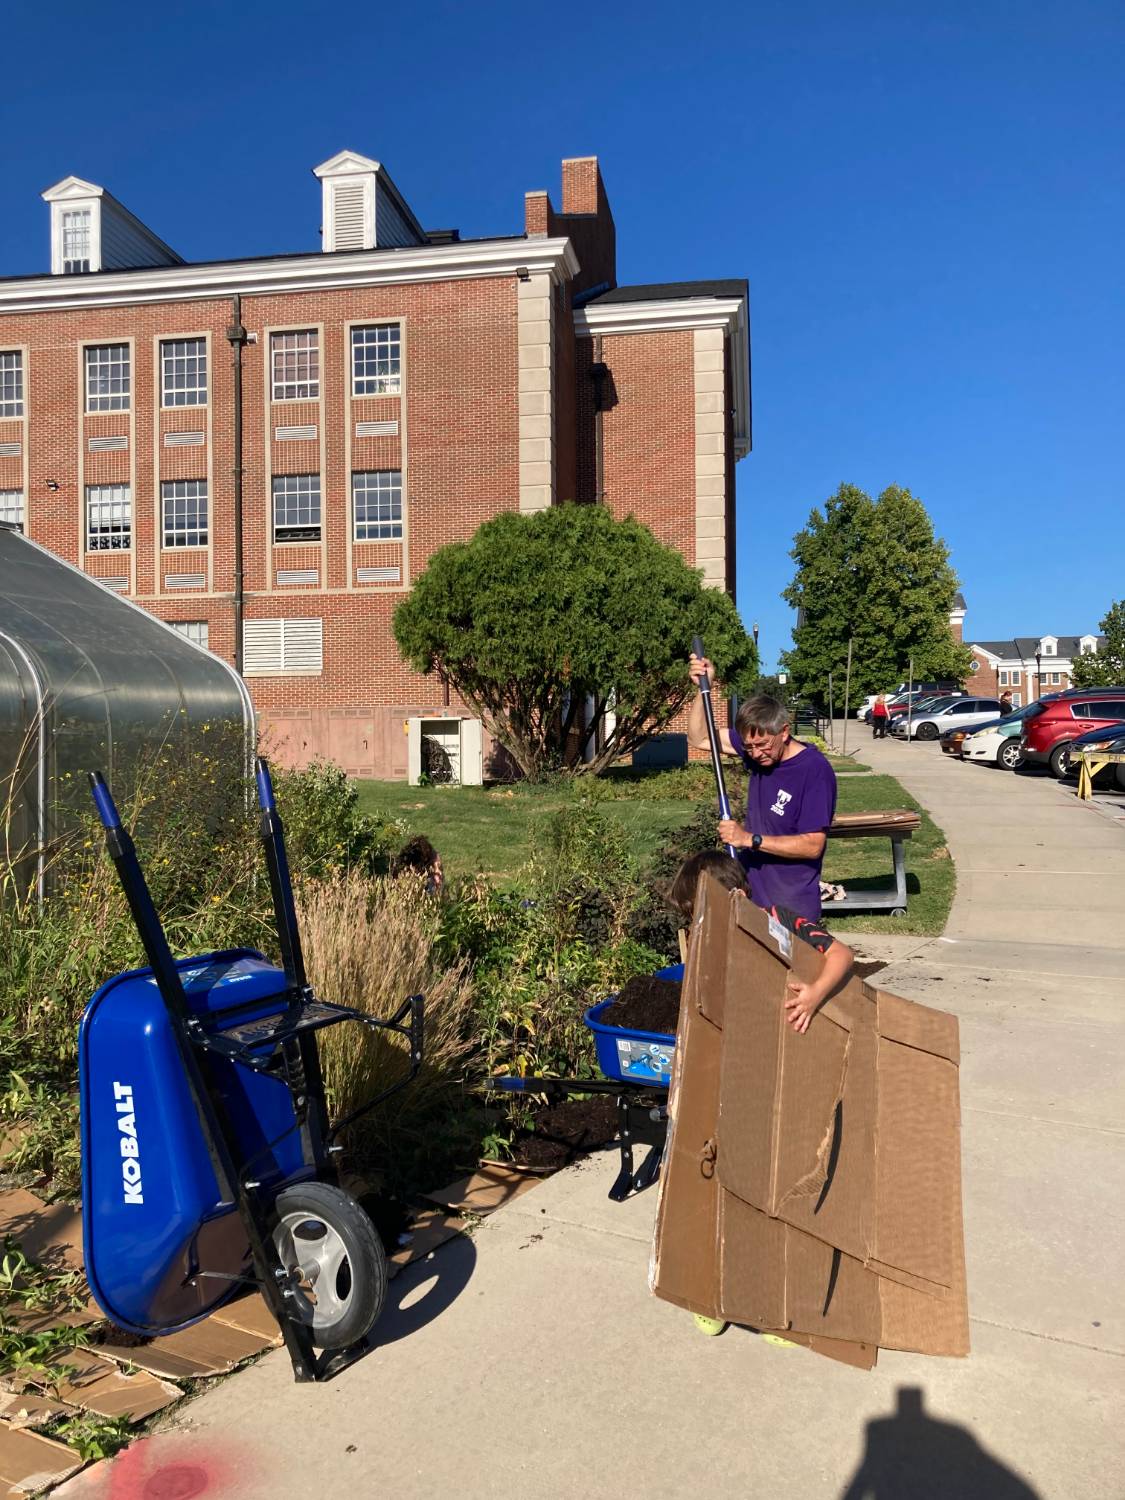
1047, 672, 1063, 686
0, 352, 23, 418
86, 483, 131, 550
161, 338, 207, 407
352, 470, 402, 541
62, 209, 92, 273
170, 620, 209, 650
271, 330, 319, 401
1042, 642, 1055, 655
86, 344, 131, 412
1010, 693, 1022, 707
351, 325, 401, 396
0, 490, 25, 531
243, 618, 323, 675
162, 479, 208, 548
272, 474, 321, 543
998, 669, 1022, 687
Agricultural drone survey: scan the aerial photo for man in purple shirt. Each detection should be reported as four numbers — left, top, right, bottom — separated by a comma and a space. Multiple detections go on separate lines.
687, 654, 837, 920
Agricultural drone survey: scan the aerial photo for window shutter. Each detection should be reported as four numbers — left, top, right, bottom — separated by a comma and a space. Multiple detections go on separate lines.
282, 618, 323, 672
243, 619, 284, 673
332, 182, 367, 251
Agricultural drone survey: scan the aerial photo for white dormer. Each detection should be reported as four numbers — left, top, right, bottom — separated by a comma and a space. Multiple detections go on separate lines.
1079, 635, 1098, 655
1039, 635, 1058, 656
312, 151, 425, 253
42, 177, 181, 275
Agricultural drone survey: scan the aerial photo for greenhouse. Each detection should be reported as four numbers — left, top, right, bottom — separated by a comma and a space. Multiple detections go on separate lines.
0, 526, 254, 898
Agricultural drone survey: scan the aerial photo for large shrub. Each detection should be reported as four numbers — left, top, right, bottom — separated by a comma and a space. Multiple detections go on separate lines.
394, 503, 758, 779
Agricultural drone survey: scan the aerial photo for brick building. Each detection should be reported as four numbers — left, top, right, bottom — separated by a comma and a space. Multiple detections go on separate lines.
950, 596, 1105, 706
0, 151, 749, 776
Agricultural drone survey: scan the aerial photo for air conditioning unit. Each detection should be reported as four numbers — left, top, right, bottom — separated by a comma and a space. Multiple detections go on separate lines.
406, 716, 483, 786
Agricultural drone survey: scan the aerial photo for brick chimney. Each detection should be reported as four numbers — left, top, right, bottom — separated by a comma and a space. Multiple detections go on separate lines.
525, 156, 616, 295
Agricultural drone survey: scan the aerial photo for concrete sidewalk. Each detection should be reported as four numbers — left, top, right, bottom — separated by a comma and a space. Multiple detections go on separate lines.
61, 741, 1125, 1500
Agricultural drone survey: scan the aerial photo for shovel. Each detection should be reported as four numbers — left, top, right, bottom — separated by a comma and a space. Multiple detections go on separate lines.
691, 636, 738, 858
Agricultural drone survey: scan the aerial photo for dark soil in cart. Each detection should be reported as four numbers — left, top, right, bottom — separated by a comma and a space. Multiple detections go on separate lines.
599, 974, 682, 1035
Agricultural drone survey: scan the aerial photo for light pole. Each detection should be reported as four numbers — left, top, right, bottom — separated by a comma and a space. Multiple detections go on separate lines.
1034, 650, 1042, 703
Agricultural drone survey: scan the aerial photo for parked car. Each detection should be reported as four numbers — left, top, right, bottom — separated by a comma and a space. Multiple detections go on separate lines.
892, 697, 1002, 741
963, 717, 1028, 769
940, 723, 988, 756
1018, 688, 1125, 778
1056, 724, 1125, 788
867, 687, 965, 724
888, 695, 970, 733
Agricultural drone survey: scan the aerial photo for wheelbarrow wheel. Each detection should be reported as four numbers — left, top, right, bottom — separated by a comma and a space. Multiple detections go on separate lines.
271, 1182, 386, 1351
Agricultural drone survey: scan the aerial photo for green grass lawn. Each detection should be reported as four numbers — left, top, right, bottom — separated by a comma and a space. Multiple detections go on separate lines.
355, 765, 953, 935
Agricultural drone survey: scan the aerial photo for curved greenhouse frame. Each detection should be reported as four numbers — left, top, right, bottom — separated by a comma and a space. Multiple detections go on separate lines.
0, 527, 254, 898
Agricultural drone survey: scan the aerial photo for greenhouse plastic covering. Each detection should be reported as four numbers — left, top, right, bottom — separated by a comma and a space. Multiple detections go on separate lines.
0, 527, 253, 896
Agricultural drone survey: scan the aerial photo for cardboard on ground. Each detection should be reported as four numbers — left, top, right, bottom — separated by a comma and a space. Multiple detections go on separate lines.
651, 874, 969, 1364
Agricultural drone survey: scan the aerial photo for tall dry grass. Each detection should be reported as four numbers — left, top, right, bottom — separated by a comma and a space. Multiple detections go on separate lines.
296, 871, 477, 1170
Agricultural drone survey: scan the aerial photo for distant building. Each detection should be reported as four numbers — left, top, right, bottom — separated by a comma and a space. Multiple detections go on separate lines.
0, 152, 750, 776
952, 598, 1105, 705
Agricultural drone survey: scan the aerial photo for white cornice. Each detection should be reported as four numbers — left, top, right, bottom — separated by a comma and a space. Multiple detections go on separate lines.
41, 176, 103, 202
312, 150, 381, 179
0, 236, 580, 313
575, 295, 751, 460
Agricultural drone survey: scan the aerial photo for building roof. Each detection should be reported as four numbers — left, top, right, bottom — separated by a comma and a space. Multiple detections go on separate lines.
585, 279, 748, 305
972, 636, 1106, 660
951, 591, 966, 610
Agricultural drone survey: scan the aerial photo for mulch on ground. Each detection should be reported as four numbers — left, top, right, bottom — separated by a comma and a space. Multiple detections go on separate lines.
510, 1096, 620, 1171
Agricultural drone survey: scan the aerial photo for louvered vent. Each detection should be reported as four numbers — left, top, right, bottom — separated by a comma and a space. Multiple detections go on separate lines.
357, 566, 402, 584
165, 573, 206, 590
100, 576, 129, 592
277, 568, 318, 586
275, 425, 317, 442
355, 420, 399, 438
243, 618, 323, 674
164, 430, 205, 448
0, 442, 20, 458
332, 181, 368, 251
88, 435, 128, 453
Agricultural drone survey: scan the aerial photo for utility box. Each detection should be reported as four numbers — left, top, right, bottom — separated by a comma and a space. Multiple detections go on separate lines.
406, 716, 483, 786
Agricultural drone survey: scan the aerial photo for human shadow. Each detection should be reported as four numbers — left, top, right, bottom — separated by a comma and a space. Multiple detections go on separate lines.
840, 1386, 1040, 1500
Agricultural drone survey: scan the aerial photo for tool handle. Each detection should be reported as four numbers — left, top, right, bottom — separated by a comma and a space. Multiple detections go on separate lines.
89, 771, 122, 830
691, 638, 737, 852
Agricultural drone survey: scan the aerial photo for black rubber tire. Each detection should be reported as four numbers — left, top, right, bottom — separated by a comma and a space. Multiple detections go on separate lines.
916, 722, 939, 741
1049, 742, 1074, 779
998, 740, 1023, 771
271, 1182, 387, 1351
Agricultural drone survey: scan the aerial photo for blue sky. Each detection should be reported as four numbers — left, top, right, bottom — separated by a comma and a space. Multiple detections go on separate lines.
2, 1, 1121, 670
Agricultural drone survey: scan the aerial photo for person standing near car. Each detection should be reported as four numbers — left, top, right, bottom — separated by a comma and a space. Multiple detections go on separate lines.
687, 653, 838, 921
872, 694, 890, 738
999, 691, 1014, 715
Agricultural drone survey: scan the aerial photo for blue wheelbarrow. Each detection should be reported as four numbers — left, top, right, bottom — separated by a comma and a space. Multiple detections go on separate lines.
78, 759, 424, 1382
487, 964, 681, 1202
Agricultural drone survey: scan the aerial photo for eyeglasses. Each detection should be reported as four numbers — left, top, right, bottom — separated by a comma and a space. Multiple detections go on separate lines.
742, 730, 785, 751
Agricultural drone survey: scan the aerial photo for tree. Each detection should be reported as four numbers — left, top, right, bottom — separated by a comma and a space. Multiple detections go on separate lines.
779, 484, 972, 706
1070, 601, 1125, 689
394, 504, 758, 779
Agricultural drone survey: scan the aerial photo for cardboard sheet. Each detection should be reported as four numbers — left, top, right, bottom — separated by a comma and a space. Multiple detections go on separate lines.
423, 1165, 541, 1215
651, 875, 970, 1363
55, 1350, 181, 1421
0, 1425, 81, 1497
0, 1190, 84, 1272
388, 1209, 468, 1278
96, 1319, 277, 1381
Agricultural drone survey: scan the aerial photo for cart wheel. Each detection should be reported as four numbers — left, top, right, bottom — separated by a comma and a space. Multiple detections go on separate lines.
693, 1314, 729, 1337
271, 1183, 386, 1351
891, 907, 907, 919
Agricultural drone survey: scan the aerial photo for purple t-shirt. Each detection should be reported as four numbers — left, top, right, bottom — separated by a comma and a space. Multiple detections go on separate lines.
728, 728, 837, 919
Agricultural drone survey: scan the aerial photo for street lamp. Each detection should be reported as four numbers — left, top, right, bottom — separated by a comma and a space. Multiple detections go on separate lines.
1034, 650, 1042, 702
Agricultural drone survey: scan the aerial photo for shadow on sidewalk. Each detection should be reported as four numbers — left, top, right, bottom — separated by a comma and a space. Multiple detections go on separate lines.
375, 1231, 477, 1348
840, 1386, 1039, 1500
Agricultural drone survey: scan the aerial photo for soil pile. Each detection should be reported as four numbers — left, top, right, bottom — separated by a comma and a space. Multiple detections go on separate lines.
599, 974, 681, 1035
510, 1096, 619, 1171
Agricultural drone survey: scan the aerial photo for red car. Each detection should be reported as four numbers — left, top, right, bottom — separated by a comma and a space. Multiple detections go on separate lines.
1019, 688, 1125, 777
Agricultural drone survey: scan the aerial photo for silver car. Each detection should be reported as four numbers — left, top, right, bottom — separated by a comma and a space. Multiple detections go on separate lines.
893, 697, 1003, 741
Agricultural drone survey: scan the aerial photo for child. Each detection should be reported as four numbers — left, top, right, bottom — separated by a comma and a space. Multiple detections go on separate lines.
668, 850, 854, 1034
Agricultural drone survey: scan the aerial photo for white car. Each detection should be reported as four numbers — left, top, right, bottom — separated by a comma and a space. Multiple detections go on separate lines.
963, 722, 1024, 770
893, 697, 1002, 741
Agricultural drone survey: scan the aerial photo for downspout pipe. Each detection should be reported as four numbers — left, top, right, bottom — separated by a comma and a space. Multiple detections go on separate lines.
227, 295, 248, 674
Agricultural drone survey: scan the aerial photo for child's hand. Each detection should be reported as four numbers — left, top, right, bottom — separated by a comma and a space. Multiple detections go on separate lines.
784, 979, 825, 1034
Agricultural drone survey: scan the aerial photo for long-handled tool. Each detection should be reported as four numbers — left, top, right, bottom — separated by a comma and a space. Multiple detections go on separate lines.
692, 635, 738, 858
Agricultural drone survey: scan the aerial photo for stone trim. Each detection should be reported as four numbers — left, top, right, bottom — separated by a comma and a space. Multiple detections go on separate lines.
517, 273, 555, 513
694, 327, 726, 588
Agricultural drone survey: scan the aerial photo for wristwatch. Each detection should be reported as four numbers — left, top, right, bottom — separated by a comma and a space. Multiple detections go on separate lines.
751, 833, 763, 852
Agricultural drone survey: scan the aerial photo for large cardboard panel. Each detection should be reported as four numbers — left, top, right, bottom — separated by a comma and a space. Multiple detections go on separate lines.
423, 1165, 541, 1215
690, 876, 738, 1029
650, 877, 728, 1318
719, 897, 966, 1309
56, 1350, 181, 1421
